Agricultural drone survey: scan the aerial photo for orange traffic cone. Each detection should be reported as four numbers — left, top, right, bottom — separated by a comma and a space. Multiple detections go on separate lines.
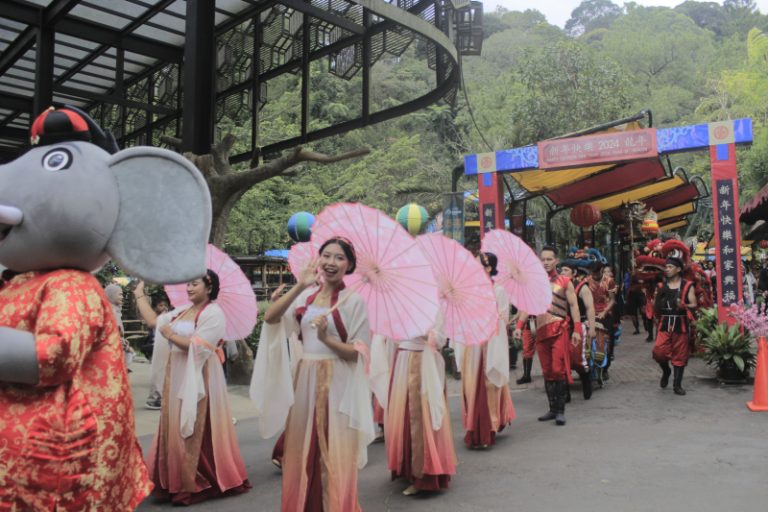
747, 336, 768, 412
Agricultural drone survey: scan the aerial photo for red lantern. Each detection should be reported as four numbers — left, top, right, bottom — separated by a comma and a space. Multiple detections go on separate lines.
759, 240, 768, 249
570, 203, 601, 228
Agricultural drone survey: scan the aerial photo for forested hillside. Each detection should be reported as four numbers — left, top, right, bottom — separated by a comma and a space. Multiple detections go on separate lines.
225, 0, 768, 254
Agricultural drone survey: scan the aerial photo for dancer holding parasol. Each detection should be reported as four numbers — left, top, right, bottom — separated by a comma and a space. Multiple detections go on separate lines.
252, 236, 372, 511
457, 250, 516, 449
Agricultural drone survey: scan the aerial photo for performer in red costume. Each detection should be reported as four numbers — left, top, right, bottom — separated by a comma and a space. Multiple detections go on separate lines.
515, 247, 581, 426
515, 320, 536, 385
0, 106, 212, 510
653, 246, 698, 395
634, 239, 665, 342
587, 261, 616, 380
559, 261, 596, 400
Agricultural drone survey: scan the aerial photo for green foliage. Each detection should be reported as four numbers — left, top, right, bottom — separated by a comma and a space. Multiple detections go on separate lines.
217, 3, 768, 251
675, 1, 729, 38
696, 308, 756, 373
599, 6, 716, 124
694, 306, 720, 342
510, 40, 632, 144
565, 0, 623, 37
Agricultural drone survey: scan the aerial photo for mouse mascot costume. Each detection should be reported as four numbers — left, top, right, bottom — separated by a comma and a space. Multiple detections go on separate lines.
0, 106, 211, 511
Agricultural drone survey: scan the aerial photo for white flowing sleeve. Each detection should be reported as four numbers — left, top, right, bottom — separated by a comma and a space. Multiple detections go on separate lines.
421, 330, 447, 430
337, 292, 375, 468
485, 285, 510, 387
249, 288, 311, 439
179, 305, 226, 438
369, 334, 390, 409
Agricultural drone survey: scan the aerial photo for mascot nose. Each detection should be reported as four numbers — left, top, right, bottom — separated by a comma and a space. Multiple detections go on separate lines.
0, 205, 23, 228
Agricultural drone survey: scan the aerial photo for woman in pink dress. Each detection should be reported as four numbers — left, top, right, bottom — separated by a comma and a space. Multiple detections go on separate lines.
251, 237, 373, 511
134, 270, 250, 505
379, 328, 457, 496
460, 252, 516, 448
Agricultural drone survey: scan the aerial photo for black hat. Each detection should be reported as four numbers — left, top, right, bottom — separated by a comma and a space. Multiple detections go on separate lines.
30, 105, 119, 154
665, 257, 684, 269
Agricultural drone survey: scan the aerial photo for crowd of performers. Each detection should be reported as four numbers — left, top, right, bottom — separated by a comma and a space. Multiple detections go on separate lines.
1, 105, 719, 510
243, 235, 712, 511
2, 233, 710, 510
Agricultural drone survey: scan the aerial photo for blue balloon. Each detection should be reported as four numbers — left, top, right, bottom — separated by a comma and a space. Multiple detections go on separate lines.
288, 212, 315, 242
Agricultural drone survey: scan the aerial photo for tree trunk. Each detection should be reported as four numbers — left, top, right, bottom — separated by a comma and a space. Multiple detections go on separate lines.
160, 134, 369, 249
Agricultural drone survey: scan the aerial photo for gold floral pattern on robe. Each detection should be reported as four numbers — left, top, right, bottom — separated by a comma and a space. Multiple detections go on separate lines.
0, 270, 152, 511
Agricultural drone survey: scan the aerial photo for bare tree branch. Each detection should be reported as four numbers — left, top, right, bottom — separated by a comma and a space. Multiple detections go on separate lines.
229, 146, 370, 191
210, 134, 237, 176
295, 147, 371, 163
159, 132, 370, 246
159, 135, 182, 150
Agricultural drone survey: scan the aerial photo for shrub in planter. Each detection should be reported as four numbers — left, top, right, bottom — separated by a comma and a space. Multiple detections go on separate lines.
699, 322, 755, 381
693, 307, 718, 347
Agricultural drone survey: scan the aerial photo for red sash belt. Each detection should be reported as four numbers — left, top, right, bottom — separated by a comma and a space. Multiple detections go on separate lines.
537, 319, 567, 341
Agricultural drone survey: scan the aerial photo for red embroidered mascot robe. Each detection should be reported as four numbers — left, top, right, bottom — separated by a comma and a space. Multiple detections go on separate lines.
0, 270, 152, 511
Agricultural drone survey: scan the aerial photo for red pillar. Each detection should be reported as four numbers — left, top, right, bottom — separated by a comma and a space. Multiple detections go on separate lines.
477, 172, 504, 239
709, 140, 743, 324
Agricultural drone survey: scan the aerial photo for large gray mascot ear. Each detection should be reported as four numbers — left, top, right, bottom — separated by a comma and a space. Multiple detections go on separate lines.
107, 147, 211, 283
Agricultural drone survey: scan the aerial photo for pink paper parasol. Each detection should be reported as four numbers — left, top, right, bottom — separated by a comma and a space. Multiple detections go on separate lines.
288, 242, 316, 281
311, 202, 439, 340
481, 229, 552, 315
416, 233, 499, 345
165, 244, 258, 341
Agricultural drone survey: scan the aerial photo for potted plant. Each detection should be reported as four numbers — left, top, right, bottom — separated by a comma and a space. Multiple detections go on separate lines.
698, 322, 755, 382
693, 306, 719, 353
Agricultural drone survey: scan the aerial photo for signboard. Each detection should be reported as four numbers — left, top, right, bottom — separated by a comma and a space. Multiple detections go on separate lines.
477, 171, 504, 239
709, 136, 743, 324
538, 128, 658, 170
442, 192, 465, 245
713, 179, 740, 306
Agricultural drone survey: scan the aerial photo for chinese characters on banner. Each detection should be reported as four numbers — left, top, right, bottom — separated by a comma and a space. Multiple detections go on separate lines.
442, 192, 465, 245
714, 179, 740, 306
709, 137, 743, 324
538, 128, 658, 170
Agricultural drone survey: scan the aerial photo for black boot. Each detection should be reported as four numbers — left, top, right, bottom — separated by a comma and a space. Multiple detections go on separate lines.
673, 366, 686, 395
538, 381, 557, 421
632, 316, 640, 335
509, 344, 518, 370
516, 358, 533, 385
554, 380, 566, 426
579, 370, 592, 400
645, 319, 654, 342
659, 361, 671, 389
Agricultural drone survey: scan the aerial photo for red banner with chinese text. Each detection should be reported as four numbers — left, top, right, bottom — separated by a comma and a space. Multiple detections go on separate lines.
538, 128, 658, 170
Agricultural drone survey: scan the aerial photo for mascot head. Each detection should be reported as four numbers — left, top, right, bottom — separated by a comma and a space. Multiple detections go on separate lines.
0, 106, 211, 283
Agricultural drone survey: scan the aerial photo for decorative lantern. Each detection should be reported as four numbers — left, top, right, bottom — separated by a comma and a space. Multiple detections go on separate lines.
759, 240, 768, 249
287, 211, 315, 242
641, 208, 659, 237
570, 203, 601, 228
396, 203, 429, 236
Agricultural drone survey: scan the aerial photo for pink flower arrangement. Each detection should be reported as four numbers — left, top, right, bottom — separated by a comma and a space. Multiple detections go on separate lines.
729, 302, 768, 340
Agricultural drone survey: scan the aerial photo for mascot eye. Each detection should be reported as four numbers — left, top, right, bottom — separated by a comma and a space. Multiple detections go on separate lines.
42, 149, 73, 172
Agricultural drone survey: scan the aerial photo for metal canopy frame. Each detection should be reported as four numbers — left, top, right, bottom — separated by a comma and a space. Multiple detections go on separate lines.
1, 0, 481, 162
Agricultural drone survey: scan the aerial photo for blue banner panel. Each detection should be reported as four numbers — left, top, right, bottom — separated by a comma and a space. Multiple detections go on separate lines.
714, 179, 740, 306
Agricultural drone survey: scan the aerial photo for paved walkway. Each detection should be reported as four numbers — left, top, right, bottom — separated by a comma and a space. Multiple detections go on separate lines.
133, 321, 768, 511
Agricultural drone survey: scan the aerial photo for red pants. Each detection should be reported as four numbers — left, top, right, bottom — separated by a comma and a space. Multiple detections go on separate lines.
536, 320, 571, 381
652, 331, 690, 367
569, 323, 588, 373
522, 328, 535, 359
